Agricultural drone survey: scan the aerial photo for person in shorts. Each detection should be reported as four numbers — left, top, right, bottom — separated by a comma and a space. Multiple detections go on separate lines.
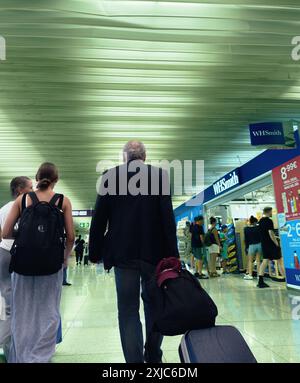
191, 216, 208, 279
258, 207, 285, 288
208, 217, 221, 278
244, 216, 262, 281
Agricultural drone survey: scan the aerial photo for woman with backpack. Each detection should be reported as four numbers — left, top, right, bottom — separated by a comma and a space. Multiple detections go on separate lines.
2, 163, 75, 363
206, 217, 221, 278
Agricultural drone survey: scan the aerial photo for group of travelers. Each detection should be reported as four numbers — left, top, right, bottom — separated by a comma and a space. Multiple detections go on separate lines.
185, 206, 285, 288
186, 216, 229, 279
0, 140, 287, 364
244, 207, 285, 288
0, 141, 179, 364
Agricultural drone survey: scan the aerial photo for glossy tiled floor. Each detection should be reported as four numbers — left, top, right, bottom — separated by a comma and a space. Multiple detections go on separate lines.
50, 260, 300, 363
1, 260, 299, 363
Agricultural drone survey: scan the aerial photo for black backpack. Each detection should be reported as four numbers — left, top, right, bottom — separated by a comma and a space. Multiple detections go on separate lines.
143, 268, 218, 336
10, 192, 65, 276
204, 229, 214, 247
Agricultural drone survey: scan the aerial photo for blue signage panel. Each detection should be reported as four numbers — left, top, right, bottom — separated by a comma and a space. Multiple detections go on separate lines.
249, 121, 296, 149
174, 131, 300, 220
175, 205, 203, 224
279, 216, 300, 288
212, 169, 240, 197
250, 122, 285, 146
199, 169, 240, 205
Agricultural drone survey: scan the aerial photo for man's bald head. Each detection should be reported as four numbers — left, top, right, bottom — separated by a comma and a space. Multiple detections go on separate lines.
123, 141, 146, 162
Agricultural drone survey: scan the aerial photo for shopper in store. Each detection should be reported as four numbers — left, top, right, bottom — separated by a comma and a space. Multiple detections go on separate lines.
89, 140, 179, 363
244, 216, 262, 281
191, 216, 208, 279
207, 217, 221, 278
219, 225, 229, 274
2, 162, 75, 362
0, 176, 33, 361
257, 207, 286, 288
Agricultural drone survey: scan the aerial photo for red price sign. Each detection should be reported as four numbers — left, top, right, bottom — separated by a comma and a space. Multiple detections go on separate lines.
273, 156, 300, 221
280, 161, 298, 180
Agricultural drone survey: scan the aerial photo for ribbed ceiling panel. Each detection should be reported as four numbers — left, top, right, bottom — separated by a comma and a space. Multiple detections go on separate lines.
0, 0, 299, 208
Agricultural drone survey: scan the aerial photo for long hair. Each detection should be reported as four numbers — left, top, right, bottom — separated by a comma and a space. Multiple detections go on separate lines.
36, 162, 59, 191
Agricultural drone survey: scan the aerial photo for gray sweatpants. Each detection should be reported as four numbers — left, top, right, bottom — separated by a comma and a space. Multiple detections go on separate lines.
0, 247, 12, 358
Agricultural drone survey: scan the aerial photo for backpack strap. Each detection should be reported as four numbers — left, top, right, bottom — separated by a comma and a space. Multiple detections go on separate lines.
21, 193, 27, 213
49, 194, 64, 210
57, 195, 64, 210
28, 192, 40, 207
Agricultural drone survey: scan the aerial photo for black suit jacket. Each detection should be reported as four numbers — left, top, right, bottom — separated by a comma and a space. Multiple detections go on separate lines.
89, 162, 179, 269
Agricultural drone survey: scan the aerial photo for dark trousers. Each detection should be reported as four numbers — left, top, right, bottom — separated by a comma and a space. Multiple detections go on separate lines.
75, 251, 83, 264
114, 261, 163, 363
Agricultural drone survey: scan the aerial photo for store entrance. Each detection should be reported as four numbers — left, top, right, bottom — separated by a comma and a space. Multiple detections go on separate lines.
205, 184, 286, 281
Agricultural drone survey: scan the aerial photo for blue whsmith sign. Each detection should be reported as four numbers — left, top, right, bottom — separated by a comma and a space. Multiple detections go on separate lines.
212, 169, 240, 197
249, 121, 296, 149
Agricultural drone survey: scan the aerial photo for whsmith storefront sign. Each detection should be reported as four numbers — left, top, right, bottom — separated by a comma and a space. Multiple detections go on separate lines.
249, 121, 297, 149
212, 170, 240, 197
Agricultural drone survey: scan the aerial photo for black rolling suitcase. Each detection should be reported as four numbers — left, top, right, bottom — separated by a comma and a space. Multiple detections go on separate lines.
179, 326, 257, 363
83, 255, 89, 266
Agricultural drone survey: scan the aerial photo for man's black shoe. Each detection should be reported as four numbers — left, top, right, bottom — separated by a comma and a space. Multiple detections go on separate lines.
63, 283, 72, 286
257, 282, 269, 288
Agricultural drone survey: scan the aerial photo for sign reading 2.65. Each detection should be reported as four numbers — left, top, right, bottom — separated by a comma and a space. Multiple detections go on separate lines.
286, 222, 300, 237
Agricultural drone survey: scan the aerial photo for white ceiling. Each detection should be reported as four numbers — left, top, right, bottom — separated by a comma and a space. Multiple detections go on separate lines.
0, 0, 300, 209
